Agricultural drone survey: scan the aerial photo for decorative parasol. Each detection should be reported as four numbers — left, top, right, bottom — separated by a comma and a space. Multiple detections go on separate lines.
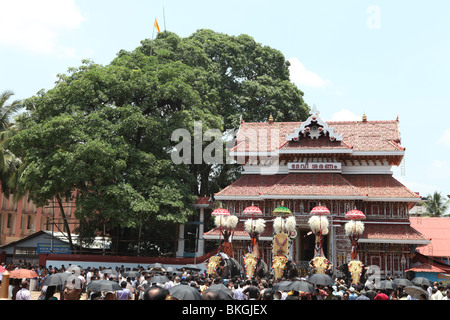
212, 208, 230, 216
243, 205, 263, 216
345, 209, 366, 220
310, 205, 330, 216
273, 206, 292, 216
212, 208, 230, 252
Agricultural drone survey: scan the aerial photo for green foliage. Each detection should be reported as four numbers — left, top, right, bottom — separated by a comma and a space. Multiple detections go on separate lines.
9, 29, 309, 254
421, 191, 449, 217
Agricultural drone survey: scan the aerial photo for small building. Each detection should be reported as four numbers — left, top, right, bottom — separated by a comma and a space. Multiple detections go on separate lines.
0, 230, 110, 266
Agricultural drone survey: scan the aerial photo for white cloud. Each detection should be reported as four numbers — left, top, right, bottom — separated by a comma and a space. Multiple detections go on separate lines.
330, 109, 361, 121
437, 127, 450, 148
0, 0, 85, 57
288, 57, 330, 88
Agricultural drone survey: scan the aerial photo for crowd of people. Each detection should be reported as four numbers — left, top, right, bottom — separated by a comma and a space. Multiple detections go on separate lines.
1, 261, 450, 300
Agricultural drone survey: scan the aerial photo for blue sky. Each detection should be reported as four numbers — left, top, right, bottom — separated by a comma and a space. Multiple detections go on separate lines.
1, 0, 449, 198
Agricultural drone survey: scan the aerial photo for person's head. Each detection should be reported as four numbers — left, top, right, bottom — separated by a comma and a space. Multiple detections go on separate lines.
273, 291, 282, 300
104, 291, 116, 300
21, 281, 29, 289
262, 289, 274, 300
419, 294, 427, 300
63, 275, 83, 300
202, 291, 220, 300
342, 292, 349, 300
121, 281, 127, 289
143, 286, 169, 300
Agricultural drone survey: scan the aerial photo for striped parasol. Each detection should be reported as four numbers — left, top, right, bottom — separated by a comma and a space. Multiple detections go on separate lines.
345, 209, 366, 220
273, 206, 292, 216
310, 205, 330, 216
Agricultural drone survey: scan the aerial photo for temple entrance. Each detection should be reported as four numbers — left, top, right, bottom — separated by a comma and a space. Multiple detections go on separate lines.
295, 229, 329, 275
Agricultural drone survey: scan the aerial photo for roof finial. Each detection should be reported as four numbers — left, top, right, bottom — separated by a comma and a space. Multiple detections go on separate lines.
240, 114, 244, 124
362, 112, 367, 122
268, 114, 274, 124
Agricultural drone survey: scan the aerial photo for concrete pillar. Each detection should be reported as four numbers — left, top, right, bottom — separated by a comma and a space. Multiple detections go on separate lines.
176, 224, 185, 258
196, 208, 205, 257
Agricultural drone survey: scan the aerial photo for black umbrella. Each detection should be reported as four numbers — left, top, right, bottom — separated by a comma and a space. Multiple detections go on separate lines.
404, 285, 429, 300
412, 277, 432, 287
375, 280, 395, 290
148, 263, 166, 270
288, 280, 315, 293
272, 281, 292, 292
87, 280, 121, 292
43, 272, 72, 287
393, 278, 413, 287
122, 271, 141, 278
183, 264, 202, 271
149, 275, 170, 284
101, 268, 117, 275
307, 274, 334, 286
204, 284, 233, 300
169, 284, 202, 300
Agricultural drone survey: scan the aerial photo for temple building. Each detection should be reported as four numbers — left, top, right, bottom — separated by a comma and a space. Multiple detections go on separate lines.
204, 107, 430, 278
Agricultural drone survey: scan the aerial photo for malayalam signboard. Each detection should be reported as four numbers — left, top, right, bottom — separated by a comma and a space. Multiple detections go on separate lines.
287, 162, 341, 171
37, 243, 71, 254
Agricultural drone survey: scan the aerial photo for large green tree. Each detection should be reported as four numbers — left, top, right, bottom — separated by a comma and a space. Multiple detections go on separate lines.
10, 30, 309, 255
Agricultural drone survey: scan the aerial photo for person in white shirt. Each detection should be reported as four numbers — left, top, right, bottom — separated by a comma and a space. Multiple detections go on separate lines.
442, 290, 450, 300
16, 281, 31, 300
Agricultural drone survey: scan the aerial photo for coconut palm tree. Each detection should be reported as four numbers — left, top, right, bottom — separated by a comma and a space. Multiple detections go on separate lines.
421, 191, 449, 217
0, 90, 23, 194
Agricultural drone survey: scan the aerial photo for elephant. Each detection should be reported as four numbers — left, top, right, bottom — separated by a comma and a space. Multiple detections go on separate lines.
309, 255, 333, 275
243, 253, 269, 279
339, 261, 367, 285
272, 255, 299, 280
206, 254, 243, 278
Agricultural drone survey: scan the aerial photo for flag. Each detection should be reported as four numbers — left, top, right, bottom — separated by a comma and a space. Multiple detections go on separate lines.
154, 18, 161, 33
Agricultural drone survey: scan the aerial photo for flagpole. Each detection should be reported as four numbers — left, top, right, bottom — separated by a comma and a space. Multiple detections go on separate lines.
163, 6, 167, 32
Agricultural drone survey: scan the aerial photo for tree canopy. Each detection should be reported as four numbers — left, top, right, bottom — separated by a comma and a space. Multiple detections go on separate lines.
9, 29, 309, 255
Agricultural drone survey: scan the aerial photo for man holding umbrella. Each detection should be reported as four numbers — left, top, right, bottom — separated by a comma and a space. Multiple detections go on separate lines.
63, 275, 83, 300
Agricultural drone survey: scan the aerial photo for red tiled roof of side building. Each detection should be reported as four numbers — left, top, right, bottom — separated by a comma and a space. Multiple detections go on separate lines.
410, 217, 450, 258
405, 263, 450, 273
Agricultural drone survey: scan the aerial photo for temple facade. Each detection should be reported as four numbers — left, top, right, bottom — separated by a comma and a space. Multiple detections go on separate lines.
204, 107, 430, 278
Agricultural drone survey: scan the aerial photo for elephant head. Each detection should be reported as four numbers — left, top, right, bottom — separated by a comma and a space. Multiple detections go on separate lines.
348, 260, 364, 285
309, 256, 332, 274
244, 253, 258, 279
206, 255, 221, 276
272, 255, 287, 280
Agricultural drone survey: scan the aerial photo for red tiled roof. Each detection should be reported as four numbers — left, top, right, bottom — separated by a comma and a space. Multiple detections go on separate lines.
232, 120, 403, 153
343, 174, 420, 199
215, 173, 420, 200
358, 224, 429, 244
214, 174, 286, 197
410, 217, 450, 257
263, 173, 362, 197
279, 138, 353, 151
405, 263, 450, 273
